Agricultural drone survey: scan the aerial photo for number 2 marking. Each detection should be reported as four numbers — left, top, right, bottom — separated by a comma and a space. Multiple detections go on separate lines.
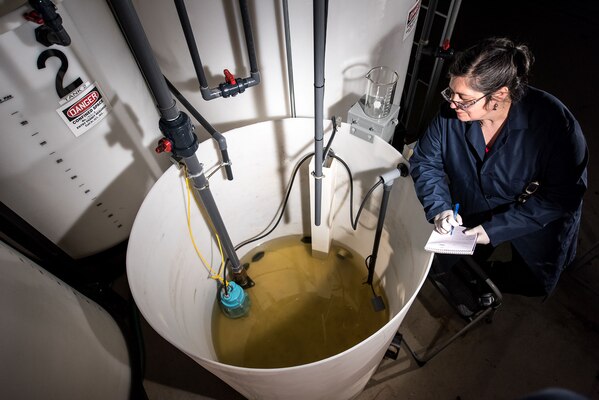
37, 49, 83, 99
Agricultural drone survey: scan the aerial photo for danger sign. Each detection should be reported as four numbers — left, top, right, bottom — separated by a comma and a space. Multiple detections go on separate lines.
57, 82, 111, 137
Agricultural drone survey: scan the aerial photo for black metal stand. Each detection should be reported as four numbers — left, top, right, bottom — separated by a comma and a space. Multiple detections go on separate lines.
398, 257, 503, 366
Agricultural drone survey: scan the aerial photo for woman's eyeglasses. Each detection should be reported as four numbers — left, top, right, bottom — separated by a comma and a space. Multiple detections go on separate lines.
441, 87, 488, 110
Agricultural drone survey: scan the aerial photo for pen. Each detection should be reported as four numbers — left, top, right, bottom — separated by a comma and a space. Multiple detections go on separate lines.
450, 203, 460, 236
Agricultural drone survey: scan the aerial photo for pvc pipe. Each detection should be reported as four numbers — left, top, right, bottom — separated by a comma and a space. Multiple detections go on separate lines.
239, 0, 258, 74
108, 0, 179, 121
402, 0, 438, 129
127, 118, 433, 400
313, 0, 327, 226
173, 0, 209, 89
174, 0, 260, 101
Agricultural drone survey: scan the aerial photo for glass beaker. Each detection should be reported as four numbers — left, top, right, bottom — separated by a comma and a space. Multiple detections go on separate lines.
363, 66, 398, 119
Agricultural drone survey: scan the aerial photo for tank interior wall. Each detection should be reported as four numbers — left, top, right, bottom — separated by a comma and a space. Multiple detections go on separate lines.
127, 118, 433, 367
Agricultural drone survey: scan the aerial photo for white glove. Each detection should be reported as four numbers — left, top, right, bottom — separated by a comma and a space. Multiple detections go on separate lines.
463, 225, 490, 245
433, 209, 463, 235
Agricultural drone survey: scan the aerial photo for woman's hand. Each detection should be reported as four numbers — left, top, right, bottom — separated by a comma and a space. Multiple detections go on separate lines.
433, 209, 462, 234
463, 225, 490, 244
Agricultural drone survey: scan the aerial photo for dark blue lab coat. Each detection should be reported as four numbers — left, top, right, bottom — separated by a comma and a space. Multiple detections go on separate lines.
410, 86, 588, 293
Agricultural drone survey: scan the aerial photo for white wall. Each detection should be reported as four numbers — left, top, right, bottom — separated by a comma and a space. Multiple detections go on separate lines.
135, 0, 420, 135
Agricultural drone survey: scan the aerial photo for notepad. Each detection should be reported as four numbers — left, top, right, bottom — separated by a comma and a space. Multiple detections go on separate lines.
424, 227, 477, 255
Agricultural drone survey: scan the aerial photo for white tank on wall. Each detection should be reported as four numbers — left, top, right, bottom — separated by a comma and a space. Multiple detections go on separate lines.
0, 239, 131, 399
0, 0, 170, 259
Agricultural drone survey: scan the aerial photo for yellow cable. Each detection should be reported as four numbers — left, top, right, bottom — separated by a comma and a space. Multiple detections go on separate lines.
187, 174, 227, 279
184, 170, 227, 286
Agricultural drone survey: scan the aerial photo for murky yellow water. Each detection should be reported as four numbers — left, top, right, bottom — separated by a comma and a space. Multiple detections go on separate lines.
212, 235, 390, 368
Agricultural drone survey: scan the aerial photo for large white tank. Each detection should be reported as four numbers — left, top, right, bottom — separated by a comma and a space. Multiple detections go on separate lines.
127, 118, 433, 400
0, 239, 131, 399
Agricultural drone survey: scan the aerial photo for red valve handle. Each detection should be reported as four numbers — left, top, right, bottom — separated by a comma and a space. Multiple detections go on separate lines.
23, 11, 44, 25
155, 138, 172, 154
224, 69, 236, 85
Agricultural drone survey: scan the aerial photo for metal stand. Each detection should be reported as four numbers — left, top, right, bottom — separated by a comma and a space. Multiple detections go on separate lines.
397, 257, 503, 366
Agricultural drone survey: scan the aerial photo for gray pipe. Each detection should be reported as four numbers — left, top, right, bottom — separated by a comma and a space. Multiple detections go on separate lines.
313, 0, 326, 226
282, 0, 296, 117
183, 156, 246, 279
173, 0, 209, 89
108, 0, 179, 121
109, 0, 248, 284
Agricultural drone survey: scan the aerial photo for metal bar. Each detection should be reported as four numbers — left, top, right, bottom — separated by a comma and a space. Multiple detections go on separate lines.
282, 0, 296, 117
367, 183, 392, 285
402, 0, 439, 129
415, 0, 462, 133
401, 306, 496, 365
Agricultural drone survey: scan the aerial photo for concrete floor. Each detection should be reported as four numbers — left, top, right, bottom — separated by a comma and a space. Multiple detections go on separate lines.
137, 1, 599, 399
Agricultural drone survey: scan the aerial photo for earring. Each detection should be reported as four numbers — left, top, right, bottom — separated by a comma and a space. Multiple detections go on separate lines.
493, 103, 499, 111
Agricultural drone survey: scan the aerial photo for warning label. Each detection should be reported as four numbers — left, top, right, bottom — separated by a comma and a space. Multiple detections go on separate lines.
57, 82, 111, 137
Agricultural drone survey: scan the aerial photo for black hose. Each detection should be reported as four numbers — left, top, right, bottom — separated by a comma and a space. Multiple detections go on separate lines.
235, 152, 383, 250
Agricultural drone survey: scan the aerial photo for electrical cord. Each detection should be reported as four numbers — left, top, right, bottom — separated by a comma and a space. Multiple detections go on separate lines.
234, 152, 314, 251
184, 168, 228, 286
235, 151, 383, 251
332, 155, 384, 230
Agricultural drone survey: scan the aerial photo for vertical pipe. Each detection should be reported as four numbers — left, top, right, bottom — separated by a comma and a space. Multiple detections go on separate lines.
109, 0, 247, 284
173, 0, 209, 89
238, 0, 258, 74
313, 0, 326, 226
184, 156, 246, 281
282, 0, 296, 117
367, 183, 392, 285
108, 0, 179, 121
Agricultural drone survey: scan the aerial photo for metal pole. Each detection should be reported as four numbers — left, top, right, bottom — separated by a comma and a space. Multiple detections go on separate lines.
367, 183, 392, 285
282, 0, 296, 117
402, 0, 438, 130
313, 0, 326, 226
415, 0, 462, 133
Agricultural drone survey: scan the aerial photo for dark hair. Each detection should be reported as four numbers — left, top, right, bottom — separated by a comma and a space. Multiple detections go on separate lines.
449, 37, 534, 103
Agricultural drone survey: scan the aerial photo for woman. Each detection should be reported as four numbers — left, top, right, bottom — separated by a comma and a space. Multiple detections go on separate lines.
410, 37, 588, 296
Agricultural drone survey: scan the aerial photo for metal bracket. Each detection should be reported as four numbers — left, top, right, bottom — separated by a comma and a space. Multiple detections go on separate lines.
384, 331, 404, 360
